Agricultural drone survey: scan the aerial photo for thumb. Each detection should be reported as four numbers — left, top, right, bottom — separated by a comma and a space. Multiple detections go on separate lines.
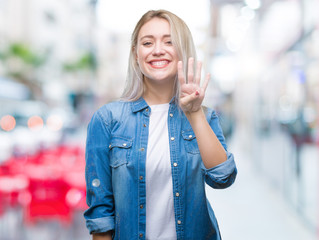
180, 91, 199, 105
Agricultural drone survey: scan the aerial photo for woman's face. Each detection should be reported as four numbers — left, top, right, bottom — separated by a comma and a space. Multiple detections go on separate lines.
136, 17, 178, 85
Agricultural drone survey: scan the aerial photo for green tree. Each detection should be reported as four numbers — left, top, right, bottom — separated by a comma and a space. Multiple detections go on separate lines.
0, 42, 48, 99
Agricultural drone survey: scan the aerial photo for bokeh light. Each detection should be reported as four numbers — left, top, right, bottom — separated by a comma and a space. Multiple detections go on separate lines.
27, 116, 44, 130
46, 115, 63, 131
0, 115, 16, 131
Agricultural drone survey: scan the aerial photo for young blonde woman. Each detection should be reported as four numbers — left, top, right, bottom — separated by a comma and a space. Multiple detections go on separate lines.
84, 9, 237, 240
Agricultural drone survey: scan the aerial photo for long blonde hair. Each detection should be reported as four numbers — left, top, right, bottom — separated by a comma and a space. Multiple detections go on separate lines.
121, 9, 197, 104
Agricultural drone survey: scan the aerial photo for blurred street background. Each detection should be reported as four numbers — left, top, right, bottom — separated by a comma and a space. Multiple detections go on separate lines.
0, 0, 318, 239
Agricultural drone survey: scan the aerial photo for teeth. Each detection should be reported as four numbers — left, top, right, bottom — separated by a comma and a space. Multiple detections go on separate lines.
151, 61, 168, 66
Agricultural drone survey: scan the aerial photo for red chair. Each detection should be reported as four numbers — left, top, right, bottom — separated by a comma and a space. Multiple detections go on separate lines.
1, 144, 86, 226
24, 178, 72, 225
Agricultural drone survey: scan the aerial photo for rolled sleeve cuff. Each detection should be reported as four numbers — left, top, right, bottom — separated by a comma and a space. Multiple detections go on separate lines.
204, 152, 237, 189
86, 216, 115, 234
206, 151, 236, 177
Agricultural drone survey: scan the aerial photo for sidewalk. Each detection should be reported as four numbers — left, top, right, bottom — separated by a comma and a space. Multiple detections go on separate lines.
206, 132, 317, 240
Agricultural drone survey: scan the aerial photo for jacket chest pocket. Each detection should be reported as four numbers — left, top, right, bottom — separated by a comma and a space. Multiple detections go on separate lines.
182, 129, 200, 154
109, 136, 133, 168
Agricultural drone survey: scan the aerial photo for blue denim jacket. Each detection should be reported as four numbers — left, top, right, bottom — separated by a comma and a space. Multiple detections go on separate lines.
84, 98, 237, 240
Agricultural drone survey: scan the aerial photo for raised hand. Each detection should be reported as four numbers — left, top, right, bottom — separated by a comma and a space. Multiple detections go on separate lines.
178, 57, 210, 113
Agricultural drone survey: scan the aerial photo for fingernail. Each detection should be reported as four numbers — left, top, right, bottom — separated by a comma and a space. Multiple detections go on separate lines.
195, 91, 199, 96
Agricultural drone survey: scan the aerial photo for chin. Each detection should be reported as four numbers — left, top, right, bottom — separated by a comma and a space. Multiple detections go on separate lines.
156, 78, 176, 85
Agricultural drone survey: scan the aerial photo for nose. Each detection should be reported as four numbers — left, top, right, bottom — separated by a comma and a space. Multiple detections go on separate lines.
152, 43, 165, 56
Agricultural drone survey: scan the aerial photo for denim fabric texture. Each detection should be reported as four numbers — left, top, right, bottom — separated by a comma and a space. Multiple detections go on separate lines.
84, 97, 237, 240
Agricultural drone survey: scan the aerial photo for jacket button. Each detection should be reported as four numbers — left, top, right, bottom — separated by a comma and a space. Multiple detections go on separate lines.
177, 220, 182, 225
175, 192, 180, 197
139, 233, 143, 238
169, 113, 173, 117
140, 204, 144, 209
123, 143, 127, 147
143, 124, 147, 127
140, 148, 145, 151
92, 179, 100, 187
173, 162, 178, 167
189, 135, 193, 138
139, 176, 143, 180
170, 137, 175, 141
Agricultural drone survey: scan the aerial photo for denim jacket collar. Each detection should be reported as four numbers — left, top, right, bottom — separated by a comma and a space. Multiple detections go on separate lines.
131, 97, 177, 113
131, 97, 149, 113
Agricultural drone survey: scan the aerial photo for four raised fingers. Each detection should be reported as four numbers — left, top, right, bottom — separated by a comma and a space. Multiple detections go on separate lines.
180, 57, 209, 91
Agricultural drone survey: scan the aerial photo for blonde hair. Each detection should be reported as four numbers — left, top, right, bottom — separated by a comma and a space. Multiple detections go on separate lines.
121, 9, 197, 103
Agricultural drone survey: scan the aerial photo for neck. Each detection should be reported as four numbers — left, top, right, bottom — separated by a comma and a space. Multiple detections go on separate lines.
143, 78, 175, 105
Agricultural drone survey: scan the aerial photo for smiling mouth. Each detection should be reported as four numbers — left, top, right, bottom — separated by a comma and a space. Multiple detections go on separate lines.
149, 60, 170, 68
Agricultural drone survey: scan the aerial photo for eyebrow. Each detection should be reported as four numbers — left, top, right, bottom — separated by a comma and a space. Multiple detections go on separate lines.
139, 34, 171, 41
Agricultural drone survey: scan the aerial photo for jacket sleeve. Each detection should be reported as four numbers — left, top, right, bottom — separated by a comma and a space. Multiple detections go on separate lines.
84, 110, 115, 234
203, 110, 237, 189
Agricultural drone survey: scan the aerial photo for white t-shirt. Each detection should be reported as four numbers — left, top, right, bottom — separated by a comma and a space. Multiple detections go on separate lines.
145, 103, 177, 240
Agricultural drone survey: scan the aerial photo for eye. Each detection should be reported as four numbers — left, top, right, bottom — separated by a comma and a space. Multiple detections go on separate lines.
142, 42, 152, 46
166, 40, 172, 45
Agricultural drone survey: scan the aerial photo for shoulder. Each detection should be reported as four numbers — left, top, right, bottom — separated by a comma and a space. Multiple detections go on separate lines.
98, 100, 131, 113
92, 100, 133, 125
202, 106, 218, 120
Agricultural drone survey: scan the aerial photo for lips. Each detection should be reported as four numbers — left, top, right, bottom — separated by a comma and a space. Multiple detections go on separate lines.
149, 59, 170, 69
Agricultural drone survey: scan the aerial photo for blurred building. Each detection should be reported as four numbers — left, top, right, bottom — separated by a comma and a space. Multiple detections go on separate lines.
208, 0, 319, 232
